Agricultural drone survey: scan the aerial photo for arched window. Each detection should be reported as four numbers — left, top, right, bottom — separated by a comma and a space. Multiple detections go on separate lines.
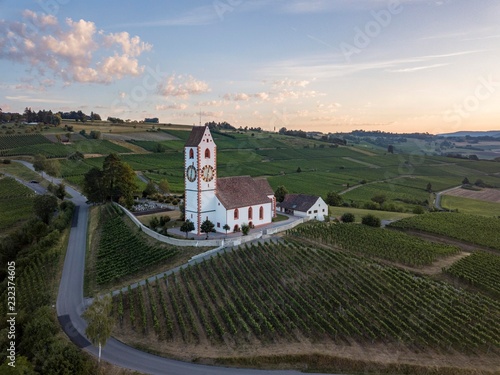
234, 208, 239, 220
259, 206, 264, 220
248, 207, 253, 220
189, 149, 194, 159
205, 148, 211, 159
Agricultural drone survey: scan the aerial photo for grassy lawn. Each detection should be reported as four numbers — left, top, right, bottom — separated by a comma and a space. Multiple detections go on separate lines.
441, 195, 500, 217
329, 206, 415, 223
0, 161, 40, 181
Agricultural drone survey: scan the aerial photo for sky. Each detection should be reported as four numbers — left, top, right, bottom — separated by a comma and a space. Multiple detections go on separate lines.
1, 0, 500, 134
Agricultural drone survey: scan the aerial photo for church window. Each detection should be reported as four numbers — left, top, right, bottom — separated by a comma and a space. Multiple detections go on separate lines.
234, 208, 239, 220
189, 149, 194, 159
205, 149, 211, 158
259, 206, 264, 220
248, 207, 253, 220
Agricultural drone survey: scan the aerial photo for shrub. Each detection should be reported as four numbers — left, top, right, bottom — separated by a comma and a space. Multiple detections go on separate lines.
341, 213, 356, 223
361, 214, 381, 227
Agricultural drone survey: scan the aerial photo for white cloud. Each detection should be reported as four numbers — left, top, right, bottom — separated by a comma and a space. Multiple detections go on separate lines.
155, 103, 188, 110
0, 10, 152, 84
159, 75, 211, 99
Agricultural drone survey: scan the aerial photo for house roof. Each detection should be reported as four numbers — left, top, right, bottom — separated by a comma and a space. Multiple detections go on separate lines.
185, 126, 208, 147
216, 176, 273, 210
277, 194, 321, 212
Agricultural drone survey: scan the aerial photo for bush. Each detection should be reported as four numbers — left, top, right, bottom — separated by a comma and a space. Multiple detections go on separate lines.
341, 213, 356, 223
361, 214, 381, 227
412, 206, 425, 214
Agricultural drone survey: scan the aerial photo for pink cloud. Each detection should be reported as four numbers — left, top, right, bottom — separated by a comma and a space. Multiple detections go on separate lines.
159, 75, 211, 99
0, 10, 152, 84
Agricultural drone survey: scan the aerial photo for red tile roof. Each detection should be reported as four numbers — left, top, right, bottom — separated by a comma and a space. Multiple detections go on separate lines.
185, 126, 207, 147
216, 176, 273, 209
254, 177, 275, 196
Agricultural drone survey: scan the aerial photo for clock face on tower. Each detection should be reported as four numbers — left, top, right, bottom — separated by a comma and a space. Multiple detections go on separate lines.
201, 165, 214, 182
186, 165, 197, 182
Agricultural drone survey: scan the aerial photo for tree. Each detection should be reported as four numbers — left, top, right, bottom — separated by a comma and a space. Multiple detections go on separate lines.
462, 177, 470, 185
143, 180, 157, 198
296, 167, 302, 173
44, 159, 61, 177
326, 191, 343, 206
475, 179, 486, 188
361, 214, 381, 227
33, 194, 58, 224
180, 220, 195, 238
200, 219, 215, 239
341, 212, 356, 223
387, 145, 394, 154
274, 185, 288, 203
55, 183, 66, 200
83, 296, 113, 365
158, 179, 170, 194
102, 154, 137, 206
83, 167, 106, 203
371, 194, 387, 205
33, 154, 46, 172
149, 216, 159, 229
223, 223, 230, 236
426, 182, 432, 193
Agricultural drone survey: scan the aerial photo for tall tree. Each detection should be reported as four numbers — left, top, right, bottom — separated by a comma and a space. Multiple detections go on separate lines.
55, 183, 66, 200
143, 180, 157, 197
200, 219, 215, 239
158, 179, 170, 194
33, 154, 46, 172
102, 154, 137, 206
180, 220, 195, 238
426, 182, 432, 193
325, 191, 343, 206
387, 145, 394, 154
223, 223, 230, 237
274, 185, 288, 203
83, 167, 106, 203
33, 194, 58, 224
44, 159, 61, 177
83, 296, 113, 365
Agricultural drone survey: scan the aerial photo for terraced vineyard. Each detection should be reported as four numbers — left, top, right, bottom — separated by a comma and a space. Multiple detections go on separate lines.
445, 252, 500, 296
0, 133, 51, 151
0, 177, 35, 231
389, 212, 500, 251
113, 240, 500, 353
96, 205, 180, 285
288, 222, 460, 266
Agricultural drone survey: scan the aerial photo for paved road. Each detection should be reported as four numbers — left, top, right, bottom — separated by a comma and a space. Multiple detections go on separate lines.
12, 161, 333, 374
434, 186, 461, 210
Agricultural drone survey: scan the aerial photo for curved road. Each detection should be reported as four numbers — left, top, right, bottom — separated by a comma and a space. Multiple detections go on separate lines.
12, 161, 331, 374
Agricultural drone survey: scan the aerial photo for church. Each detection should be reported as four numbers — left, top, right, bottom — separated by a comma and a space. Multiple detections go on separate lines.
184, 125, 276, 234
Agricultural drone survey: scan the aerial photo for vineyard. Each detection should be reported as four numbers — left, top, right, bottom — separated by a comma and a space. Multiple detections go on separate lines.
389, 212, 500, 251
95, 205, 180, 285
112, 240, 500, 355
0, 133, 51, 151
445, 252, 500, 296
288, 222, 460, 266
0, 177, 35, 231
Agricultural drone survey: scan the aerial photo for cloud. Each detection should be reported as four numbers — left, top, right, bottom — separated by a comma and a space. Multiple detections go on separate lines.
0, 10, 152, 84
272, 78, 310, 88
155, 103, 188, 110
158, 75, 211, 99
5, 95, 74, 104
387, 63, 450, 73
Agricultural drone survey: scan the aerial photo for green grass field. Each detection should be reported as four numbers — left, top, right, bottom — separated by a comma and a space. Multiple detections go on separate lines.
441, 195, 500, 216
329, 206, 414, 223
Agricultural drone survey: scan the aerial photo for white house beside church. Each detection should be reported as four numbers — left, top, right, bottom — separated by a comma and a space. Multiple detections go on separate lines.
277, 194, 328, 221
184, 126, 276, 234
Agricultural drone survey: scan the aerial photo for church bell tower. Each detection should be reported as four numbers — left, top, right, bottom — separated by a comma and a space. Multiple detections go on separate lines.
184, 125, 217, 234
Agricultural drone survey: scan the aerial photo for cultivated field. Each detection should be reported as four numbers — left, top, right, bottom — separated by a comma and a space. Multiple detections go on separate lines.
444, 187, 500, 203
